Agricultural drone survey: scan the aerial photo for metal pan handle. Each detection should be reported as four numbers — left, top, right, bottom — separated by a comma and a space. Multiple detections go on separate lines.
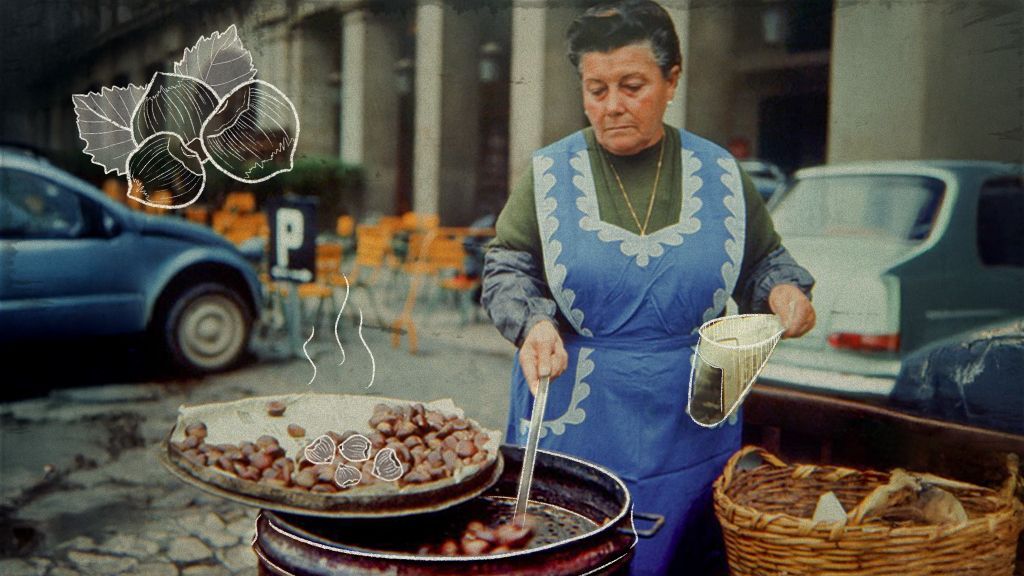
621, 512, 665, 538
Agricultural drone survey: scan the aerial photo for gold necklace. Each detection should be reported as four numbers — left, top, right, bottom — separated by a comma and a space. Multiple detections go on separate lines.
606, 137, 665, 236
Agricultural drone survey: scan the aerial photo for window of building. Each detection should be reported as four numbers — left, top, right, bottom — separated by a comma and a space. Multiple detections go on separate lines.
977, 177, 1024, 267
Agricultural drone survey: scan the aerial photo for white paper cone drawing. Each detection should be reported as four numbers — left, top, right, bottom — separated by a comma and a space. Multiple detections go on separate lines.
687, 314, 784, 428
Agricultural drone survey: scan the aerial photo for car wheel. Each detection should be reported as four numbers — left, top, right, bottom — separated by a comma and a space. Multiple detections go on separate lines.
160, 282, 251, 374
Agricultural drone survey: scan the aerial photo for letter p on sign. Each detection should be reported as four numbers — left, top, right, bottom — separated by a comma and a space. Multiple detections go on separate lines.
276, 208, 304, 268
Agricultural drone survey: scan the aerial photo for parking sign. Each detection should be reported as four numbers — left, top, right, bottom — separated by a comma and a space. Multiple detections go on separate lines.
268, 196, 317, 283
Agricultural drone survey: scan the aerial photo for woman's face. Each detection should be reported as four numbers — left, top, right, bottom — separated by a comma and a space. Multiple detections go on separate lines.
580, 42, 680, 156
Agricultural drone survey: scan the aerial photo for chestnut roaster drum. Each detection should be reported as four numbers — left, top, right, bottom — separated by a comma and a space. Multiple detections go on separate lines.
253, 445, 664, 575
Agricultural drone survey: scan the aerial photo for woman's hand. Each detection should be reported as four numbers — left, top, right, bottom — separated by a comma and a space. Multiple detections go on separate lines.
519, 320, 569, 396
768, 284, 816, 338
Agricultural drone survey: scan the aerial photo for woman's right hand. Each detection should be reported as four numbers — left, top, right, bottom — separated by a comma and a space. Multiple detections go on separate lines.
519, 320, 569, 396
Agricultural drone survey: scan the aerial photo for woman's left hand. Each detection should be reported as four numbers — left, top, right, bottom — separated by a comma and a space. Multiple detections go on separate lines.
768, 284, 816, 338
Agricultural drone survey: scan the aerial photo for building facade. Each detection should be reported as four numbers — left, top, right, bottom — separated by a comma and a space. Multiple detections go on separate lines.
5, 0, 1021, 224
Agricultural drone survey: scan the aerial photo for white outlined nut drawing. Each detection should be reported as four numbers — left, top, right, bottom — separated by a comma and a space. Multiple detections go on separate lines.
126, 132, 206, 208
200, 80, 299, 184
303, 435, 336, 466
371, 448, 405, 482
72, 25, 300, 209
339, 434, 372, 462
132, 72, 218, 146
334, 464, 362, 489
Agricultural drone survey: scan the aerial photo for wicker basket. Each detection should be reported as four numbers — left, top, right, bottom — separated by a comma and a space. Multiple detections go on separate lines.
713, 446, 1024, 576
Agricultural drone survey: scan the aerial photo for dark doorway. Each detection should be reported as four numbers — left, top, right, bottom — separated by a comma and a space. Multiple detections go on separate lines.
474, 9, 512, 220
476, 42, 510, 219
758, 92, 828, 175
394, 18, 416, 216
395, 65, 414, 216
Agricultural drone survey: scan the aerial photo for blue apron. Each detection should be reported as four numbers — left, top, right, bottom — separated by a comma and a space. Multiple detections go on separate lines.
506, 129, 746, 575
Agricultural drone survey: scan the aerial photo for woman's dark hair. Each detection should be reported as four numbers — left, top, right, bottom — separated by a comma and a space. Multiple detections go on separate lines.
566, 0, 681, 78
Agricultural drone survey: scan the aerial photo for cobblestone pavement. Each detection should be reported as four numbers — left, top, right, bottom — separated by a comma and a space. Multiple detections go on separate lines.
0, 308, 515, 575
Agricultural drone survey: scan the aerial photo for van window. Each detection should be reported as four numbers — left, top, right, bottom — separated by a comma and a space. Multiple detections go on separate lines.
977, 177, 1024, 267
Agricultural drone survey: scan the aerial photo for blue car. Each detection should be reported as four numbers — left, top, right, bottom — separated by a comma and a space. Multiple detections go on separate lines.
890, 317, 1024, 434
0, 147, 261, 373
739, 159, 788, 202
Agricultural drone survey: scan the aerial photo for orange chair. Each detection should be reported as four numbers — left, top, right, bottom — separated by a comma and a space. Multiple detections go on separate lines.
258, 243, 345, 333
431, 234, 479, 312
211, 210, 233, 235
435, 227, 493, 324
143, 190, 174, 215
336, 215, 355, 238
402, 233, 432, 271
213, 208, 267, 245
342, 224, 395, 329
350, 225, 393, 286
223, 213, 268, 245
399, 211, 440, 232
335, 215, 356, 259
377, 215, 402, 231
385, 232, 434, 308
184, 206, 210, 225
296, 242, 345, 326
223, 192, 257, 214
390, 229, 480, 353
102, 178, 126, 205
388, 213, 439, 283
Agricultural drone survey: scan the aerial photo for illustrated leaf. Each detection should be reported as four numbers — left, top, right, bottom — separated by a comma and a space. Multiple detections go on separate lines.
72, 84, 147, 176
173, 25, 257, 99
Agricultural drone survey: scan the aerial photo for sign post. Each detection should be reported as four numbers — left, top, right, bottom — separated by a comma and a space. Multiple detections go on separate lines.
268, 196, 318, 357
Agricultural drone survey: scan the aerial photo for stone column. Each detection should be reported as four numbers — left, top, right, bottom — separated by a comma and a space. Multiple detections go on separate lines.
340, 10, 365, 166
684, 4, 738, 145
412, 2, 444, 217
828, 2, 928, 162
542, 5, 585, 146
663, 0, 689, 129
506, 3, 588, 182
829, 1, 1023, 163
340, 8, 402, 217
508, 4, 548, 182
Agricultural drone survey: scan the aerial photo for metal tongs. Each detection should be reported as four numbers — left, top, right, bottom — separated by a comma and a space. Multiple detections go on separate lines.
513, 373, 550, 527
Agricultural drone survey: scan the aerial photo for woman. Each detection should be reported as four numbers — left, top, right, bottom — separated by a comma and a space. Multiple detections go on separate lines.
482, 1, 816, 574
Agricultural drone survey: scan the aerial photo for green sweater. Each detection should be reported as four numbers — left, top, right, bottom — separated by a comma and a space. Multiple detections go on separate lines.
491, 126, 782, 303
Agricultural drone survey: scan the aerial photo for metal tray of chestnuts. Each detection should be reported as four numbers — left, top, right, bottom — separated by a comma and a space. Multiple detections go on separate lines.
160, 394, 504, 518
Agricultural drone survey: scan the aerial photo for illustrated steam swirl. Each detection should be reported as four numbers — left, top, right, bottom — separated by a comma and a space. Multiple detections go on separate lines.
72, 25, 300, 209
